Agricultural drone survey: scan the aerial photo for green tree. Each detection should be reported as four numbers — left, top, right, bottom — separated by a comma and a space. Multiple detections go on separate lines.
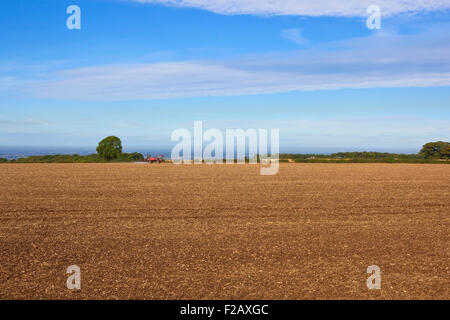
442, 145, 450, 159
420, 141, 450, 159
96, 136, 122, 160
0, 158, 8, 163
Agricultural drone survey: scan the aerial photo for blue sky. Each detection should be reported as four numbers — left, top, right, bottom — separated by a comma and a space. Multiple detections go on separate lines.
1, 0, 450, 153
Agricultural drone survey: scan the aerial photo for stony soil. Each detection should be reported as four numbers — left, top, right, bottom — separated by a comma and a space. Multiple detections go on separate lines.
0, 163, 448, 299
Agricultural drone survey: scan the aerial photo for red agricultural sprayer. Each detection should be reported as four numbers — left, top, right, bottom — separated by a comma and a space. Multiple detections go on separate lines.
145, 154, 165, 163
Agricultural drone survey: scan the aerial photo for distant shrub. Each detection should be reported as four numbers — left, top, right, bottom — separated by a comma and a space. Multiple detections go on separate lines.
118, 152, 145, 162
330, 152, 424, 160
292, 158, 446, 164
278, 150, 449, 163
15, 152, 144, 163
0, 158, 9, 163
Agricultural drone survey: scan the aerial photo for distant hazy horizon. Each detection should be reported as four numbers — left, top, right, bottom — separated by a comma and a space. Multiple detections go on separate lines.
0, 145, 421, 160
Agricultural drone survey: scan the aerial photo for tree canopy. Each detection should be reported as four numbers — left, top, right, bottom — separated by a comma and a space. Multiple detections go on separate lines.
420, 141, 450, 159
96, 136, 123, 160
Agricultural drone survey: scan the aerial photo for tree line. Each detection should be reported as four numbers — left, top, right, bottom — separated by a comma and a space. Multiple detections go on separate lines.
1, 136, 144, 163
0, 139, 448, 163
280, 141, 450, 162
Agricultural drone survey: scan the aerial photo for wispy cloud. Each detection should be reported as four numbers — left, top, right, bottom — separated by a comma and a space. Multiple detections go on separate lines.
0, 118, 52, 127
132, 0, 450, 17
281, 28, 309, 46
6, 25, 450, 101
116, 120, 144, 129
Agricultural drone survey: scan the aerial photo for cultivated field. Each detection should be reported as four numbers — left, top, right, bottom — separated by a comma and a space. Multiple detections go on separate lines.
0, 163, 448, 299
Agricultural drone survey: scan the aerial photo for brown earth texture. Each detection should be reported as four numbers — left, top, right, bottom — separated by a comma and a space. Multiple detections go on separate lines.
0, 163, 449, 299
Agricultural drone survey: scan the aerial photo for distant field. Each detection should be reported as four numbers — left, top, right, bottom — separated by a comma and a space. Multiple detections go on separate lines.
0, 163, 448, 299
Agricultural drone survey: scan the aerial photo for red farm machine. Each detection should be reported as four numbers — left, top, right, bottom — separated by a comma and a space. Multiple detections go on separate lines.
145, 154, 165, 163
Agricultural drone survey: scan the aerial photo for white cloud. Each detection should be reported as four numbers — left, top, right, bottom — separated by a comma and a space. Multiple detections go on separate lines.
8, 26, 450, 101
281, 28, 309, 46
133, 0, 450, 17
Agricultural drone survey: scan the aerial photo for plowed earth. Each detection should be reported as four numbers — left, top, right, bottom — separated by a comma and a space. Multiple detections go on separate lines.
0, 163, 448, 299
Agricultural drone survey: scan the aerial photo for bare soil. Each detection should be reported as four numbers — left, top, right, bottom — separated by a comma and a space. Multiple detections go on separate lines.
0, 163, 448, 299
